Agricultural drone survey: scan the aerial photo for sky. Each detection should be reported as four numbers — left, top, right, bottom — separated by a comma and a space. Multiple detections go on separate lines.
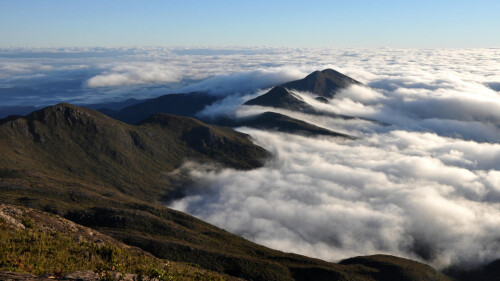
1, 0, 499, 48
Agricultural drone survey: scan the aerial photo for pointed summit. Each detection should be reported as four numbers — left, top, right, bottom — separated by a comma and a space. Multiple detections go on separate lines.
282, 68, 363, 97
244, 86, 311, 111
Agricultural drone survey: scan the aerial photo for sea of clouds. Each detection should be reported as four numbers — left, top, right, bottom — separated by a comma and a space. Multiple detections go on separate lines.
2, 47, 500, 269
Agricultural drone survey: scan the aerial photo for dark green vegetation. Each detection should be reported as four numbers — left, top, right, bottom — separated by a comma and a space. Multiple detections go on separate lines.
0, 103, 267, 205
0, 204, 237, 280
282, 68, 363, 97
0, 103, 456, 281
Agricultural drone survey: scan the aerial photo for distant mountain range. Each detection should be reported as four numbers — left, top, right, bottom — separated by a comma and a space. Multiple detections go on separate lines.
0, 68, 365, 128
95, 69, 375, 136
0, 105, 39, 119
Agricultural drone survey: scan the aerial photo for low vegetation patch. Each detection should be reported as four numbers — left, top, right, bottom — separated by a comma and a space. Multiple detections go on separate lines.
0, 207, 233, 281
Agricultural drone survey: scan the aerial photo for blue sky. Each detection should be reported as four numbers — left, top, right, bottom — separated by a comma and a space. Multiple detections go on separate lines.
1, 0, 499, 48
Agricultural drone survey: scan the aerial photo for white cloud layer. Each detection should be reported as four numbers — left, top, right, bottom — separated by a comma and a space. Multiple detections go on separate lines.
85, 62, 182, 87
171, 128, 500, 269
167, 47, 500, 269
2, 47, 500, 270
180, 69, 304, 96
2, 47, 499, 105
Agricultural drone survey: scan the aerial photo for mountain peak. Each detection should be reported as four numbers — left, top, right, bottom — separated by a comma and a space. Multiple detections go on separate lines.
25, 103, 111, 125
282, 68, 363, 97
243, 86, 308, 111
0, 103, 120, 142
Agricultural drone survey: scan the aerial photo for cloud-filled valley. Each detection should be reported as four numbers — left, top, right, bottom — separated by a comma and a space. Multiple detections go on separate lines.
171, 127, 500, 269
173, 72, 500, 268
2, 47, 500, 270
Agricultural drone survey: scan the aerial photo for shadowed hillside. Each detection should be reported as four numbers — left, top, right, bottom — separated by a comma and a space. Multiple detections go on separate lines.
217, 111, 355, 138
244, 86, 312, 112
0, 104, 452, 281
339, 255, 450, 281
108, 92, 220, 124
0, 103, 268, 204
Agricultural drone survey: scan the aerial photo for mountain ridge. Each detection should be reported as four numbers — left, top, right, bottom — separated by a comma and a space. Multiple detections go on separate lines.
108, 92, 221, 124
1, 68, 480, 280
244, 86, 311, 111
0, 103, 452, 281
224, 111, 356, 138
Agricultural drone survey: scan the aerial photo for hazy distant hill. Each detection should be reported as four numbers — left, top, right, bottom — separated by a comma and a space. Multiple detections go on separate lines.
85, 97, 143, 111
0, 106, 39, 119
108, 92, 220, 124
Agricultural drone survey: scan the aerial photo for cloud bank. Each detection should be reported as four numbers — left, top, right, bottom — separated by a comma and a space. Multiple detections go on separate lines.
167, 48, 500, 269
85, 62, 182, 88
2, 47, 499, 106
171, 128, 500, 269
2, 47, 500, 270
